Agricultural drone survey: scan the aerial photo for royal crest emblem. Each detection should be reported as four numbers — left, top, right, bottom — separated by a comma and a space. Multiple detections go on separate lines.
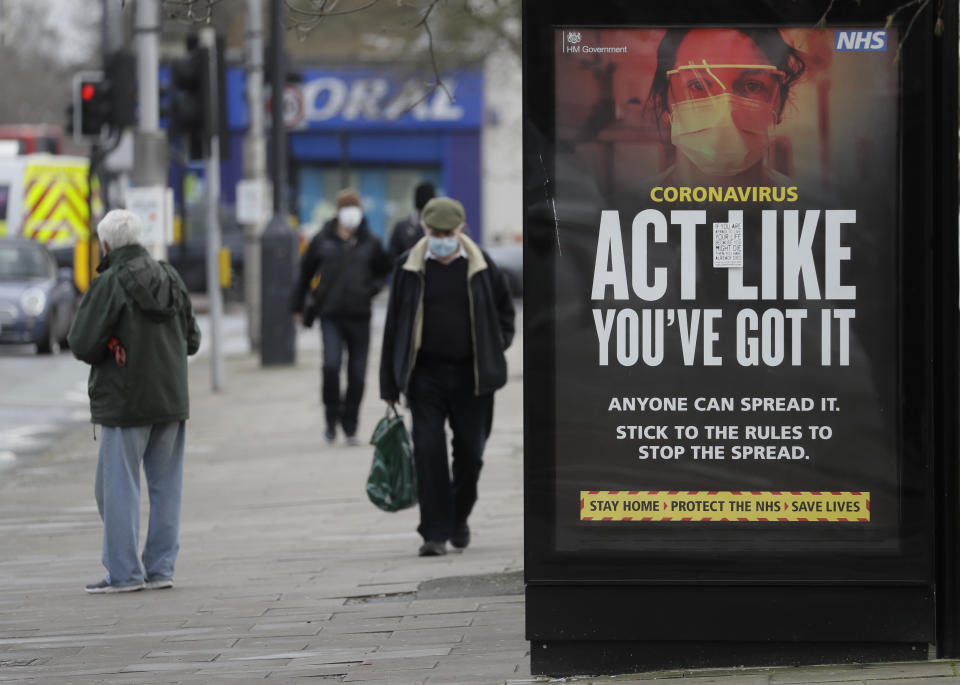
567, 31, 582, 44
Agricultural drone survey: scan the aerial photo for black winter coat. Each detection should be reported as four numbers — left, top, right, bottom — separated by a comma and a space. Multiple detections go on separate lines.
379, 235, 516, 401
388, 215, 422, 265
291, 218, 391, 319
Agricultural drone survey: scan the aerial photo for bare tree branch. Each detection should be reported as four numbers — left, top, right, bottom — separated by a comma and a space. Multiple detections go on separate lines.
282, 0, 382, 38
890, 0, 930, 65
284, 0, 382, 18
815, 0, 838, 29
415, 0, 453, 104
163, 0, 229, 24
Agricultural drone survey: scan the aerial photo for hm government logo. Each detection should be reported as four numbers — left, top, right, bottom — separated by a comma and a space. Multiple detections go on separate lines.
562, 31, 628, 56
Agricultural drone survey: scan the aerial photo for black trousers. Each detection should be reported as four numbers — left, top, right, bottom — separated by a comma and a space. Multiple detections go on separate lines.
320, 316, 370, 437
407, 361, 494, 543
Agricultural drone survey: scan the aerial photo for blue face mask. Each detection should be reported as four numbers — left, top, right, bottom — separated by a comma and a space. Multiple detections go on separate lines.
427, 235, 459, 258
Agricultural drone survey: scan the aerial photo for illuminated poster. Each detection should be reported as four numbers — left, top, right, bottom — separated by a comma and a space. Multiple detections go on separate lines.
552, 26, 903, 560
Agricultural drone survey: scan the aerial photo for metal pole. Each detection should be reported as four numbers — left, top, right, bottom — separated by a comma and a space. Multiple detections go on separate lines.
105, 0, 128, 208
201, 28, 225, 391
270, 0, 287, 217
259, 0, 296, 366
135, 0, 159, 132
134, 0, 168, 261
243, 0, 267, 351
88, 143, 100, 289
103, 0, 124, 61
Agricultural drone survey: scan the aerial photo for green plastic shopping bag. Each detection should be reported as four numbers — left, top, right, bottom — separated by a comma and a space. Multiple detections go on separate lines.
366, 406, 418, 512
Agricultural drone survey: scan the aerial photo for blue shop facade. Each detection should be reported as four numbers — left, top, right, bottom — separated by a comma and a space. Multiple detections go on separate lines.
213, 65, 484, 244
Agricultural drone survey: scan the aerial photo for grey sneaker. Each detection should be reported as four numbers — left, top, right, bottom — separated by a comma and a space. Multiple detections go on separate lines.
145, 577, 174, 590
84, 579, 144, 594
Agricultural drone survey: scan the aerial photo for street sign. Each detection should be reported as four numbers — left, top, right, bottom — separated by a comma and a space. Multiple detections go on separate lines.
235, 178, 272, 225
125, 185, 169, 245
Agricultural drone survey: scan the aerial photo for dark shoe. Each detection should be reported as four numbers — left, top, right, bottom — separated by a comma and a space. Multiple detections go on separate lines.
324, 426, 336, 444
450, 523, 471, 550
145, 576, 174, 590
418, 540, 447, 557
84, 579, 144, 594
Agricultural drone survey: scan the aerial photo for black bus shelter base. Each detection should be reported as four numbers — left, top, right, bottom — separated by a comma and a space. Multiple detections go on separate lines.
531, 641, 927, 677
527, 585, 935, 676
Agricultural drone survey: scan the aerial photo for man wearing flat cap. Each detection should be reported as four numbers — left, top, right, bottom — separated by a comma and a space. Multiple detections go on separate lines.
380, 197, 515, 557
292, 189, 391, 444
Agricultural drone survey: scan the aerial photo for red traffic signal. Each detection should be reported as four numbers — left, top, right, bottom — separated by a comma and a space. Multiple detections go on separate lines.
70, 52, 135, 141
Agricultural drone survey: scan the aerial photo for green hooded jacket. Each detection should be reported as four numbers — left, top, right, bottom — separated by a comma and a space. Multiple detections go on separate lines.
68, 244, 201, 427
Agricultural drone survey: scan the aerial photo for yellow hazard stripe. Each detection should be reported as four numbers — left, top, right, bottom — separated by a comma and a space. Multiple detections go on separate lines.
579, 490, 870, 522
22, 168, 92, 244
30, 180, 86, 219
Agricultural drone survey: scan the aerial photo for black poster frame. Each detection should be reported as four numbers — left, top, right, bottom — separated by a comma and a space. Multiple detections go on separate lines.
523, 0, 958, 670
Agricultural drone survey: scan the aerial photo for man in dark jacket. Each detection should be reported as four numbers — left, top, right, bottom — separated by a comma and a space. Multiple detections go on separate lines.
387, 181, 434, 265
68, 209, 201, 594
292, 189, 391, 444
380, 197, 515, 557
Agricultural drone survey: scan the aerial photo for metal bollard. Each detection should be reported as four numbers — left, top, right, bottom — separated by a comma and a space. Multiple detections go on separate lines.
259, 215, 297, 366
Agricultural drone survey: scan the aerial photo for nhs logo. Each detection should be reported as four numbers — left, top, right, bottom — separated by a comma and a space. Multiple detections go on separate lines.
835, 30, 887, 51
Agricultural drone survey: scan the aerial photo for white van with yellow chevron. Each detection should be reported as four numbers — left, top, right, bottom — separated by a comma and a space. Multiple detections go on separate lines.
0, 153, 101, 291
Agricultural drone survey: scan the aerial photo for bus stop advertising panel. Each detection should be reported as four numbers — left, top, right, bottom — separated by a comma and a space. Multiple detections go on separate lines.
523, 0, 959, 676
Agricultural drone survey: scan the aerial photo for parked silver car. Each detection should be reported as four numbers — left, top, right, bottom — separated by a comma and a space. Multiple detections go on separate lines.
0, 239, 77, 354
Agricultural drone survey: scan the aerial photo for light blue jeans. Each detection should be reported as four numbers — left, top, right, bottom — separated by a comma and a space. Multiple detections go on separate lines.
95, 422, 185, 586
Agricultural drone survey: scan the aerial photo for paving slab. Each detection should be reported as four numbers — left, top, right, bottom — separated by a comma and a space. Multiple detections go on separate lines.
386, 628, 467, 646
770, 662, 957, 683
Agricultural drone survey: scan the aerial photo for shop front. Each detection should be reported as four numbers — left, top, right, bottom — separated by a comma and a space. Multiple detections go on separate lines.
225, 66, 484, 244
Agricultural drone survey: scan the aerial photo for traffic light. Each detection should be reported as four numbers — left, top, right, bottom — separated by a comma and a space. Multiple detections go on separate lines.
166, 34, 228, 160
105, 51, 136, 128
69, 52, 136, 141
78, 74, 109, 137
209, 34, 229, 161
169, 36, 207, 159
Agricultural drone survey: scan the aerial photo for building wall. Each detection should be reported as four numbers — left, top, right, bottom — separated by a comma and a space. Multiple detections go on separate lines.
481, 51, 523, 245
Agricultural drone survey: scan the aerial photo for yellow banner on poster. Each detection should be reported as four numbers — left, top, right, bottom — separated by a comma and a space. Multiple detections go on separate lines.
580, 490, 870, 522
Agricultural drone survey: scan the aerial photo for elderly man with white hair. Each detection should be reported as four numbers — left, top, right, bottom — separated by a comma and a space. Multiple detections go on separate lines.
68, 209, 201, 594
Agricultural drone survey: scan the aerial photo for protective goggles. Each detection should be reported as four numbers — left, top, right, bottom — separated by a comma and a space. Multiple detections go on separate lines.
667, 62, 784, 106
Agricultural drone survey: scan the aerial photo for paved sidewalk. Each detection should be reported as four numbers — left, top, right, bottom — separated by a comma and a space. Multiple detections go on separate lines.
1, 308, 527, 684
2, 306, 959, 684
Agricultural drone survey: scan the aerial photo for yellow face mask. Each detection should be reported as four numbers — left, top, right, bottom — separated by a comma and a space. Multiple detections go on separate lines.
669, 92, 777, 176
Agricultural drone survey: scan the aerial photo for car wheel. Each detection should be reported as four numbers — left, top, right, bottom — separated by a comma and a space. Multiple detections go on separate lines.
36, 316, 58, 355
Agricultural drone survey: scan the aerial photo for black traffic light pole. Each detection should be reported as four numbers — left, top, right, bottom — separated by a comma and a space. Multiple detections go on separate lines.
200, 28, 225, 391
259, 0, 297, 366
